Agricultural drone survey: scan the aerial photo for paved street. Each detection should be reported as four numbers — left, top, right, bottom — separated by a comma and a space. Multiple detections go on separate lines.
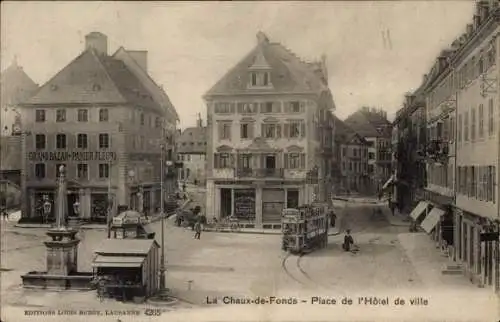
2, 202, 497, 321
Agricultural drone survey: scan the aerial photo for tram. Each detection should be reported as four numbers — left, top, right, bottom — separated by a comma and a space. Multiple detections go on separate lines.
281, 203, 329, 254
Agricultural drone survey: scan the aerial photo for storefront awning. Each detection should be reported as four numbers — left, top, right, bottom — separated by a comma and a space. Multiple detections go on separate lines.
409, 201, 430, 221
92, 255, 145, 268
382, 175, 395, 191
420, 207, 445, 234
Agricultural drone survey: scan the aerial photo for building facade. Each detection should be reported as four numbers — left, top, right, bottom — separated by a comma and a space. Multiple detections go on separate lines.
344, 107, 393, 193
333, 115, 370, 195
392, 92, 428, 214
204, 32, 335, 228
18, 32, 178, 222
402, 0, 500, 293
177, 117, 207, 185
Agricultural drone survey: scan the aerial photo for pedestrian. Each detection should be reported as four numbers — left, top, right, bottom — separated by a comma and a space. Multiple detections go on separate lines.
1, 209, 8, 221
330, 211, 337, 228
388, 200, 396, 216
182, 183, 186, 192
194, 221, 201, 239
342, 229, 354, 252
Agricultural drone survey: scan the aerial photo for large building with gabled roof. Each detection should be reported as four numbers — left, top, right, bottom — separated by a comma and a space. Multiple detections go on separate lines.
344, 107, 393, 193
203, 32, 336, 228
18, 32, 178, 222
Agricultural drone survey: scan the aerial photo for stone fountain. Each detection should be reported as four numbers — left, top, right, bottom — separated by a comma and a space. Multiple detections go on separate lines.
21, 165, 93, 290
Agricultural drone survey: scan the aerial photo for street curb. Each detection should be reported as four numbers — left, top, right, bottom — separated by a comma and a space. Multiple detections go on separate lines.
201, 228, 342, 236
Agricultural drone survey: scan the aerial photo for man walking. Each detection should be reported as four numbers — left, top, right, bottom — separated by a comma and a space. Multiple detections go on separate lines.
1, 209, 8, 221
342, 229, 354, 252
194, 220, 201, 240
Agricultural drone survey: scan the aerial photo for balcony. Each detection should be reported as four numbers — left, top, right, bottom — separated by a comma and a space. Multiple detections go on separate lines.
235, 168, 284, 178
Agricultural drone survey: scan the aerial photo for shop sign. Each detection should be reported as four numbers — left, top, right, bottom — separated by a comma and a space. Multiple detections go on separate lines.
480, 232, 499, 242
27, 151, 117, 162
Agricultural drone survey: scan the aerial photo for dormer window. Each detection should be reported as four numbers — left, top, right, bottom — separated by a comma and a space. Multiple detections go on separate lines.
250, 71, 271, 87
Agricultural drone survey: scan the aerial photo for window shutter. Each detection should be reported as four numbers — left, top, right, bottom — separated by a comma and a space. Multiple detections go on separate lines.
261, 124, 266, 137
284, 123, 290, 138
108, 135, 112, 148
284, 102, 290, 113
248, 123, 254, 139
230, 154, 235, 167
214, 154, 219, 169
300, 153, 306, 169
301, 122, 306, 138
276, 124, 282, 138
253, 154, 259, 168
300, 101, 306, 112
230, 103, 235, 113
284, 153, 289, 169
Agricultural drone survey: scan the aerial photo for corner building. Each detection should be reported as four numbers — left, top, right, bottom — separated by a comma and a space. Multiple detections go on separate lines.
19, 32, 178, 221
204, 32, 336, 229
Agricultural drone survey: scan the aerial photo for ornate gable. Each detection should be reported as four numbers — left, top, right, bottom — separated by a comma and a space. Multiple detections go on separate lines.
216, 145, 233, 152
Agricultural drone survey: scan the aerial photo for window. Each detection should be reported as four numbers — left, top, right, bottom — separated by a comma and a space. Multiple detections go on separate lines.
35, 163, 45, 179
237, 102, 258, 114
77, 109, 88, 122
240, 123, 253, 139
290, 102, 301, 113
99, 134, 110, 149
56, 164, 66, 177
35, 134, 45, 150
250, 72, 270, 87
77, 164, 88, 179
342, 147, 347, 156
56, 134, 66, 149
140, 113, 145, 125
471, 107, 476, 141
56, 109, 66, 122
99, 108, 109, 122
262, 124, 277, 138
155, 117, 162, 128
35, 110, 45, 122
214, 153, 232, 168
464, 111, 469, 141
218, 122, 232, 140
471, 166, 476, 198
478, 104, 484, 138
479, 57, 484, 74
368, 152, 375, 160
215, 102, 235, 114
286, 121, 305, 138
99, 164, 110, 178
77, 134, 88, 149
488, 99, 494, 136
458, 114, 462, 142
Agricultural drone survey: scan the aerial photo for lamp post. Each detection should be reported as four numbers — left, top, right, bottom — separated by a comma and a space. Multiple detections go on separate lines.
159, 143, 166, 291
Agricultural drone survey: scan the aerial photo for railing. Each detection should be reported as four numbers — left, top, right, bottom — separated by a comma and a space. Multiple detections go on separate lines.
235, 168, 284, 178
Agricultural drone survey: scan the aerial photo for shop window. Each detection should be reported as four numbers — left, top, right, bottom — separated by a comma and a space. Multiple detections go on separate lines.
56, 134, 66, 149
99, 164, 110, 178
35, 134, 46, 150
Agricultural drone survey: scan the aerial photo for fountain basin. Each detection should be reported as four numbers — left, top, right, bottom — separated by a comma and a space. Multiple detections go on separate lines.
21, 271, 93, 290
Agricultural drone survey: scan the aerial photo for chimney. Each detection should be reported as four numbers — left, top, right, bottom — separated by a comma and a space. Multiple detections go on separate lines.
405, 94, 416, 107
437, 56, 448, 71
466, 24, 474, 37
85, 32, 108, 55
423, 74, 428, 83
127, 50, 148, 72
197, 113, 203, 128
256, 31, 269, 44
320, 54, 328, 85
473, 15, 481, 31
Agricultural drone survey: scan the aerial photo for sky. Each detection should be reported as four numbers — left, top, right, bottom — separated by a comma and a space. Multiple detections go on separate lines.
1, 1, 475, 129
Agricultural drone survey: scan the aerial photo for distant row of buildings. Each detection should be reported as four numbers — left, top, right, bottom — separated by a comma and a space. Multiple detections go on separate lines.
392, 0, 500, 292
1, 32, 179, 221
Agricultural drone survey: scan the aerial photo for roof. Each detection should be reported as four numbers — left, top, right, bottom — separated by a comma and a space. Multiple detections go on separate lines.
112, 47, 179, 122
92, 255, 145, 268
22, 49, 163, 113
1, 62, 39, 107
333, 114, 367, 145
344, 109, 392, 138
94, 238, 159, 255
205, 33, 328, 97
176, 126, 207, 154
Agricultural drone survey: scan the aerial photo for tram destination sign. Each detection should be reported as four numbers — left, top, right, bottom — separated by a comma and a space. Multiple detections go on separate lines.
28, 151, 117, 162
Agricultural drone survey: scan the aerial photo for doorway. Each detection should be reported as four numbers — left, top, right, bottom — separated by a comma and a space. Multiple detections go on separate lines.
220, 188, 232, 218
